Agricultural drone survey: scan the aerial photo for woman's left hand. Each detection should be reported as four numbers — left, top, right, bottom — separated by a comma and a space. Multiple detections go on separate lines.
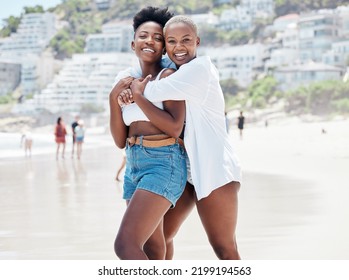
118, 88, 133, 106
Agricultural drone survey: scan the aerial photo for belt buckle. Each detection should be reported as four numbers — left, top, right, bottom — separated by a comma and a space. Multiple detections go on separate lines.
128, 136, 136, 147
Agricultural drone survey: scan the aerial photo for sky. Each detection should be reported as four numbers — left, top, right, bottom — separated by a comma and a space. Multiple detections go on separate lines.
0, 0, 62, 26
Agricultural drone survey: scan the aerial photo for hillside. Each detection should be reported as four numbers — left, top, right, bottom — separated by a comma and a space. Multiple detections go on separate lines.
2, 0, 349, 59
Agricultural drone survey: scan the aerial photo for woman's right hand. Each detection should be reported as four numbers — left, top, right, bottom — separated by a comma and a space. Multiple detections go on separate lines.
109, 76, 134, 103
118, 88, 133, 107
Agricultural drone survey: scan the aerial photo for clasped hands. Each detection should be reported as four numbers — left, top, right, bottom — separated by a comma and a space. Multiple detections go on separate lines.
117, 75, 152, 107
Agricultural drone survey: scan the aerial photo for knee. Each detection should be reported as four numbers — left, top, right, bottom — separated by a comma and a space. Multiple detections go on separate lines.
114, 234, 128, 259
210, 239, 240, 260
144, 240, 165, 260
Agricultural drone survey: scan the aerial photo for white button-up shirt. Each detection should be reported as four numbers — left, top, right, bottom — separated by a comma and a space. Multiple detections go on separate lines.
113, 56, 241, 199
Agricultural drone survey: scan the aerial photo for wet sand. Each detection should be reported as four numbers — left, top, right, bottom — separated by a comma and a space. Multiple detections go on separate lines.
0, 119, 349, 260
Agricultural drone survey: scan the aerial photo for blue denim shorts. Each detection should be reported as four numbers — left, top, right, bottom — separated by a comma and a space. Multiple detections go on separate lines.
123, 139, 187, 207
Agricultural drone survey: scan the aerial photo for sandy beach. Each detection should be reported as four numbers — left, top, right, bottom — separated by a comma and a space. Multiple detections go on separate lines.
0, 118, 349, 260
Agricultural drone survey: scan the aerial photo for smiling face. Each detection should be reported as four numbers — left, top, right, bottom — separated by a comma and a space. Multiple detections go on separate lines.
164, 22, 200, 68
132, 21, 164, 64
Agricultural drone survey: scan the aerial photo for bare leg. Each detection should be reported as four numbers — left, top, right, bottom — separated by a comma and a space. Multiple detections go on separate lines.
27, 140, 32, 157
196, 181, 241, 260
163, 182, 196, 259
123, 200, 166, 259
72, 140, 75, 158
56, 143, 60, 160
77, 143, 82, 159
114, 189, 171, 259
62, 143, 66, 159
143, 219, 166, 260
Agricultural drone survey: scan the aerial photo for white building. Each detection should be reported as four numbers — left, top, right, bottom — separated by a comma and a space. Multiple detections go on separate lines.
240, 0, 275, 19
281, 23, 299, 50
189, 13, 219, 28
336, 5, 349, 38
0, 59, 21, 96
33, 52, 138, 113
265, 48, 299, 71
273, 13, 299, 32
218, 7, 252, 31
298, 11, 339, 62
274, 61, 343, 91
85, 20, 133, 53
0, 12, 58, 97
322, 40, 349, 67
0, 13, 56, 55
199, 43, 265, 87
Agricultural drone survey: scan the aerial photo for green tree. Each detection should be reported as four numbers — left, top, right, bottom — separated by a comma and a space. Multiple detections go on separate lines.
23, 5, 45, 14
247, 76, 278, 108
285, 80, 349, 115
0, 16, 21, 37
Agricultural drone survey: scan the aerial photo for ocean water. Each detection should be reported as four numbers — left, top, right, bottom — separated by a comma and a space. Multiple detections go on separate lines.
0, 131, 115, 159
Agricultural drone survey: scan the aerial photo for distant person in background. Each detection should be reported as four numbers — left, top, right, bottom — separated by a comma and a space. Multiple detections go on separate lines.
225, 111, 230, 133
265, 119, 268, 128
55, 117, 67, 160
20, 131, 33, 157
74, 119, 85, 160
237, 111, 245, 140
71, 115, 80, 158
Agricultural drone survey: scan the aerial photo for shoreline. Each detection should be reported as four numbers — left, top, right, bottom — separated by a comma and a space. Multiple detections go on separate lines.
1, 119, 349, 259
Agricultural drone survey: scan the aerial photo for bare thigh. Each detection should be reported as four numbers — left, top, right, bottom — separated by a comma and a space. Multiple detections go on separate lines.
117, 189, 171, 249
164, 182, 196, 239
196, 182, 240, 258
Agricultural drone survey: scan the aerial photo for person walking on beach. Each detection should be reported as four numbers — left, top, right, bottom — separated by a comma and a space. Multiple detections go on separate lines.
71, 115, 80, 158
225, 111, 230, 133
54, 117, 67, 160
74, 119, 85, 160
20, 131, 33, 157
238, 111, 245, 140
109, 7, 187, 260
122, 15, 242, 260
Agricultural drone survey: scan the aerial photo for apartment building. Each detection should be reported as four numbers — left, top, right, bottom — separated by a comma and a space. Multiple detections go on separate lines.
32, 52, 138, 113
274, 61, 343, 91
189, 12, 219, 27
218, 7, 252, 31
273, 13, 299, 32
0, 60, 21, 96
0, 12, 58, 97
298, 11, 339, 62
0, 13, 56, 55
240, 0, 274, 19
322, 40, 349, 67
199, 43, 265, 87
85, 20, 133, 53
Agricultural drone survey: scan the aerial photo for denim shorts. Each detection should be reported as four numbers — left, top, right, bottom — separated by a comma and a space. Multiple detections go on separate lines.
123, 139, 187, 207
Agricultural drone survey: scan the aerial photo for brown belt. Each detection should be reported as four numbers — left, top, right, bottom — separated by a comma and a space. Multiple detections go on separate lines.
127, 135, 184, 148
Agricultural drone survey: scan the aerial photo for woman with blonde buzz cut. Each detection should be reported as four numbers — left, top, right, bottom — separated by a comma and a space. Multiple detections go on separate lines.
125, 15, 242, 260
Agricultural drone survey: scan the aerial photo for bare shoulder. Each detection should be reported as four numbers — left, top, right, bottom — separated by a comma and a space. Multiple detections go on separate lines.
160, 68, 176, 79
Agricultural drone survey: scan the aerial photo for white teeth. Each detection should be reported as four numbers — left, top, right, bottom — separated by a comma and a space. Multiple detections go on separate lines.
175, 53, 186, 57
143, 48, 155, 53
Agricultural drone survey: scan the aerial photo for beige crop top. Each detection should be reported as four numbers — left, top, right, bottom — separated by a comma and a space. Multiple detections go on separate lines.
122, 69, 166, 126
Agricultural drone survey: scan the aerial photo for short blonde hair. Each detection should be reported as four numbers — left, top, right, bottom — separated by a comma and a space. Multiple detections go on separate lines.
164, 15, 198, 36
